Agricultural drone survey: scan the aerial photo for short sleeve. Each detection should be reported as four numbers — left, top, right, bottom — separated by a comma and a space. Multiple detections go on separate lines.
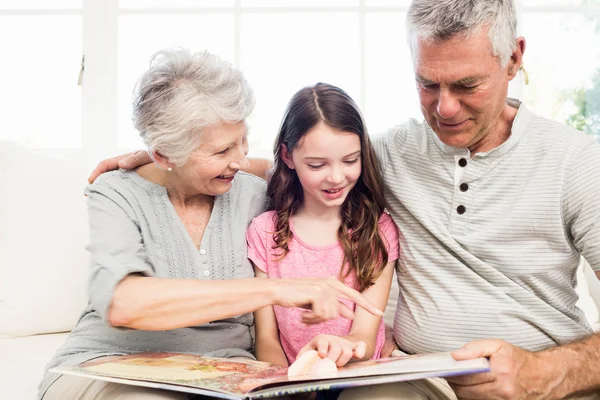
379, 212, 400, 263
246, 213, 270, 273
371, 123, 409, 176
371, 133, 390, 174
563, 142, 600, 272
86, 177, 155, 322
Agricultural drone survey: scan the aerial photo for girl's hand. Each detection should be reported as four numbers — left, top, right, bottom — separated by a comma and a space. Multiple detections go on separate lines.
297, 334, 367, 367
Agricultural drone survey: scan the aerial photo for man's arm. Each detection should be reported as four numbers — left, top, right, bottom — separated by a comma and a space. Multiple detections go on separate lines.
246, 158, 273, 182
87, 150, 151, 183
87, 150, 273, 183
448, 323, 600, 399
544, 331, 600, 398
448, 270, 600, 399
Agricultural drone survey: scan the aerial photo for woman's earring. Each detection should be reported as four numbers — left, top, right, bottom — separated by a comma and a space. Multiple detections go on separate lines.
167, 167, 172, 172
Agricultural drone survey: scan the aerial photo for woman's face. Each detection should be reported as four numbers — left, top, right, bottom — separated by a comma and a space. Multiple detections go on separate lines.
176, 121, 250, 197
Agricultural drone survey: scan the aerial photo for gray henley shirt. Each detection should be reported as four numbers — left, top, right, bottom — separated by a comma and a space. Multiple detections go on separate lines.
39, 170, 266, 398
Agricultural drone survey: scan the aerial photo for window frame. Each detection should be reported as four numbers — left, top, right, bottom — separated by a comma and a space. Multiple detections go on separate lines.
2, 0, 599, 156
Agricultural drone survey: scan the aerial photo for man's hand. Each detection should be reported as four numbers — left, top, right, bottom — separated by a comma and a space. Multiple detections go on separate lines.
447, 339, 556, 400
297, 334, 367, 367
274, 277, 384, 325
88, 150, 152, 183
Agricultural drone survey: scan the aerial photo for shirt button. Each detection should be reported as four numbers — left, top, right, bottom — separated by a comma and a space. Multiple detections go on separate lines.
200, 249, 206, 255
203, 270, 210, 277
458, 158, 467, 167
202, 259, 208, 264
460, 183, 469, 192
457, 205, 466, 214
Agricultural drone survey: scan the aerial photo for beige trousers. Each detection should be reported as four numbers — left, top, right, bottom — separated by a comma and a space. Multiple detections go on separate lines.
43, 375, 192, 400
43, 374, 301, 400
338, 377, 456, 400
337, 348, 456, 400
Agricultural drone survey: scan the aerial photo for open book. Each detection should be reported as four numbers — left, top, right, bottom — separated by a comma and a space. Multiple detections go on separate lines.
52, 351, 489, 399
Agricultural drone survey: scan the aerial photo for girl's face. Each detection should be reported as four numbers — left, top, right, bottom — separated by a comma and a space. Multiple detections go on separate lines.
282, 121, 362, 212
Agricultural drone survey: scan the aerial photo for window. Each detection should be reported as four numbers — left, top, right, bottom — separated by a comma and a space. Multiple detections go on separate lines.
0, 1, 82, 149
520, 2, 600, 137
114, 1, 421, 158
117, 13, 236, 149
3, 0, 599, 158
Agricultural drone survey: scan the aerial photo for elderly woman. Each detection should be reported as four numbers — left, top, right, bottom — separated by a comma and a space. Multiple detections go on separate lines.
40, 49, 379, 400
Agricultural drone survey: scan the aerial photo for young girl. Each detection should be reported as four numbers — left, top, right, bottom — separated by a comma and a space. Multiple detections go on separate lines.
246, 83, 399, 369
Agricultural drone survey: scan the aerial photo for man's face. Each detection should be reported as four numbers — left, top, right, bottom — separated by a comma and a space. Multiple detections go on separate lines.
413, 28, 517, 151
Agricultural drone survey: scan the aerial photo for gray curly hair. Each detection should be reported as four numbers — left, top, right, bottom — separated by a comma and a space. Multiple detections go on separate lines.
132, 48, 255, 166
407, 0, 518, 68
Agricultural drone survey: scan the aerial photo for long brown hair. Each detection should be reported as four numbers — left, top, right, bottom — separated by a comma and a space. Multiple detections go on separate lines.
267, 83, 389, 292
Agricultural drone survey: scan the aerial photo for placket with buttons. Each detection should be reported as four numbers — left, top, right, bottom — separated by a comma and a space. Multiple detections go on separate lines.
199, 223, 212, 279
449, 154, 472, 236
199, 248, 211, 277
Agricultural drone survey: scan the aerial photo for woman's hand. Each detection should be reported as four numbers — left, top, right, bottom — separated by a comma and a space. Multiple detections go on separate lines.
88, 150, 152, 183
273, 277, 384, 324
297, 334, 367, 367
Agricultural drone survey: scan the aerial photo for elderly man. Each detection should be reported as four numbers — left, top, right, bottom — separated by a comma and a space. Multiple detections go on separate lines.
90, 0, 600, 398
336, 0, 600, 398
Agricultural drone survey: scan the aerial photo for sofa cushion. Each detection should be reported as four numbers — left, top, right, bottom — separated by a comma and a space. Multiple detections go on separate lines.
0, 332, 69, 399
578, 258, 600, 330
0, 141, 89, 338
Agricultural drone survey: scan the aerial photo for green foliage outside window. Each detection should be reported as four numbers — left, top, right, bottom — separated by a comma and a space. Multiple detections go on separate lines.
562, 10, 600, 136
563, 69, 600, 135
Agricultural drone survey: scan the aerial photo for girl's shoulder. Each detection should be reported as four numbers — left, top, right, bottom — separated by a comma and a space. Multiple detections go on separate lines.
249, 210, 278, 231
377, 211, 400, 255
378, 211, 397, 230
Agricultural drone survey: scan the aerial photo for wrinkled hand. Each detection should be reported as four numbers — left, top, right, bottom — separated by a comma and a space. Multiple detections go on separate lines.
88, 150, 152, 183
298, 334, 367, 367
447, 339, 552, 400
275, 277, 383, 325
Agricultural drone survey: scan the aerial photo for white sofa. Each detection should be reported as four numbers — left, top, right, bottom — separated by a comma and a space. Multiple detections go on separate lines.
1, 140, 599, 399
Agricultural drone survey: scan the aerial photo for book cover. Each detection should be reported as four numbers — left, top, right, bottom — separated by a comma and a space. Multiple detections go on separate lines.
51, 351, 490, 399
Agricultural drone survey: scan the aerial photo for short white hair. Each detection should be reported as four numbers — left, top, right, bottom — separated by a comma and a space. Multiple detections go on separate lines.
407, 0, 518, 68
132, 48, 255, 166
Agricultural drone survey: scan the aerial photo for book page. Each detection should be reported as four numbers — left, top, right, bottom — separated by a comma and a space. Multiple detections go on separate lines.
52, 351, 490, 399
56, 352, 287, 397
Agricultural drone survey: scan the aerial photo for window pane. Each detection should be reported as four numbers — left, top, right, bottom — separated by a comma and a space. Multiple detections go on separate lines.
520, 0, 599, 6
242, 0, 358, 7
0, 16, 81, 149
119, 0, 232, 8
365, 13, 421, 135
365, 0, 411, 6
521, 13, 600, 136
240, 13, 360, 158
118, 15, 235, 149
0, 0, 81, 9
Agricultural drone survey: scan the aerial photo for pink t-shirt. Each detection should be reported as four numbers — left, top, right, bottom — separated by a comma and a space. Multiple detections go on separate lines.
246, 211, 399, 364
